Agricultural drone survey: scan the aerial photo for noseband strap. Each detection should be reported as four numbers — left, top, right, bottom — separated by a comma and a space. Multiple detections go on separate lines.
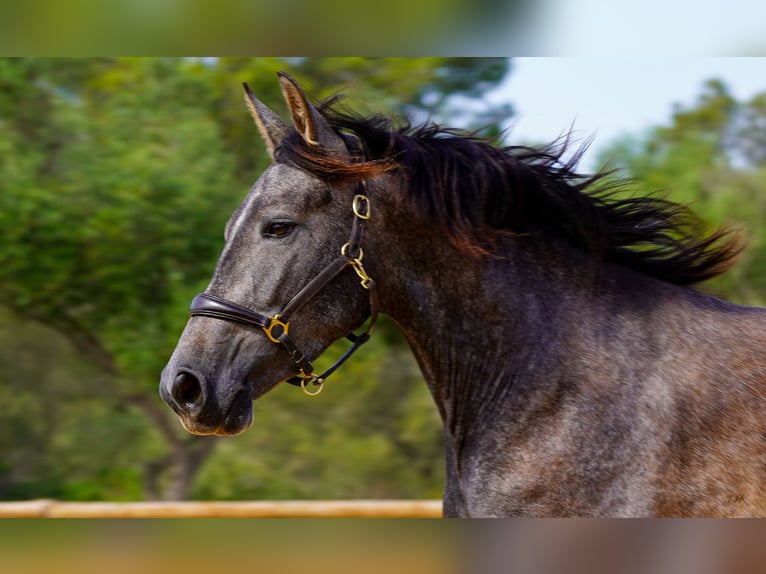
189, 186, 378, 396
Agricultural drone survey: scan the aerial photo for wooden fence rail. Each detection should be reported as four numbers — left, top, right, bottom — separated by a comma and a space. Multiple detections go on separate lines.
0, 499, 442, 518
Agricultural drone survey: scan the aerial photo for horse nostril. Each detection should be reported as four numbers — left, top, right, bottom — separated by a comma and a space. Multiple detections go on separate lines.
172, 371, 203, 408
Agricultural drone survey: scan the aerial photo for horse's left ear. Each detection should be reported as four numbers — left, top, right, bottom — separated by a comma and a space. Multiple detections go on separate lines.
277, 71, 344, 153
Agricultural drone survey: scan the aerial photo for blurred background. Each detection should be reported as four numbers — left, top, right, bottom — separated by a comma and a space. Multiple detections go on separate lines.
2, 57, 766, 505
1, 0, 765, 55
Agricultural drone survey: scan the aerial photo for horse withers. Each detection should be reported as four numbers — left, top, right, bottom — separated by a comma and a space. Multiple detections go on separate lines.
160, 72, 765, 517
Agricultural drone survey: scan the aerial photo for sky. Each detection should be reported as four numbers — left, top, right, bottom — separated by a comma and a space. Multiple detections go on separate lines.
538, 0, 766, 56
492, 58, 766, 171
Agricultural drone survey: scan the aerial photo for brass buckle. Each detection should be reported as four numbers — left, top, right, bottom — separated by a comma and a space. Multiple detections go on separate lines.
263, 314, 289, 344
352, 194, 371, 220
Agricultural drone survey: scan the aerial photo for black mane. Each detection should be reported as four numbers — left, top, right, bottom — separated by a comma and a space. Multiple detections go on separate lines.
277, 99, 744, 286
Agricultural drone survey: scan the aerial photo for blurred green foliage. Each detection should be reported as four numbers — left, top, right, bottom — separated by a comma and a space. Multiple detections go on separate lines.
599, 79, 766, 306
0, 57, 510, 501
0, 0, 537, 55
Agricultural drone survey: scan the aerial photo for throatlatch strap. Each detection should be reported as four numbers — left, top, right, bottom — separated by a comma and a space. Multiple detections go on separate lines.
283, 276, 378, 387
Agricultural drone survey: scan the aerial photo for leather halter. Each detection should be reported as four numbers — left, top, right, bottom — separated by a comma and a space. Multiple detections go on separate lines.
188, 142, 377, 396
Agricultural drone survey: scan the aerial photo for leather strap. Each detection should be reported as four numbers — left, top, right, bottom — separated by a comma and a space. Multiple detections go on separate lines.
283, 276, 378, 387
190, 293, 270, 329
279, 256, 352, 322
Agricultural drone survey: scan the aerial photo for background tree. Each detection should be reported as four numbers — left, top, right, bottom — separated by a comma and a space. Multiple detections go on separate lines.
0, 57, 512, 501
599, 79, 766, 306
0, 58, 240, 500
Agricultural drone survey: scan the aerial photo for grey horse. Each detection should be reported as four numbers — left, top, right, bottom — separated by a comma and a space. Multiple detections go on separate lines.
160, 72, 765, 517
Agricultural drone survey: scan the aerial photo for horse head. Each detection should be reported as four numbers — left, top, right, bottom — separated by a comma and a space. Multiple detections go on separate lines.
160, 73, 379, 435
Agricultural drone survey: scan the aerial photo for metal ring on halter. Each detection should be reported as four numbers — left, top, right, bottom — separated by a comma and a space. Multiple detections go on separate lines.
341, 243, 363, 260
300, 376, 324, 396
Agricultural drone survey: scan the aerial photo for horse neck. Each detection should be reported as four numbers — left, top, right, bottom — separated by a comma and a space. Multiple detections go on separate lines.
370, 221, 635, 439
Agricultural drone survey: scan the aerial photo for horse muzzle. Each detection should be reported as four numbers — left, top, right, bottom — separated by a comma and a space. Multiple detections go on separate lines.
160, 367, 254, 436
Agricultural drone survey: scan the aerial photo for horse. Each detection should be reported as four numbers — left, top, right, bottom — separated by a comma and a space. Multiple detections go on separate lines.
160, 72, 766, 517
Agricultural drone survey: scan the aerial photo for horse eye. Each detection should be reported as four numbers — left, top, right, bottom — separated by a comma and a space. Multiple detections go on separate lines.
263, 221, 296, 238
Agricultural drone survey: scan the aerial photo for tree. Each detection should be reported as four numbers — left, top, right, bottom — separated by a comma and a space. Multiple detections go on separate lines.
598, 79, 766, 306
0, 58, 238, 499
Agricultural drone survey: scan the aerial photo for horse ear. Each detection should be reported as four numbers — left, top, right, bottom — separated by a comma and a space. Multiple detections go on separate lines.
243, 82, 289, 159
277, 71, 344, 152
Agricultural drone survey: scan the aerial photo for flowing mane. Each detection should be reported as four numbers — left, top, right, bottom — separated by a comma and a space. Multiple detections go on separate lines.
275, 97, 744, 286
